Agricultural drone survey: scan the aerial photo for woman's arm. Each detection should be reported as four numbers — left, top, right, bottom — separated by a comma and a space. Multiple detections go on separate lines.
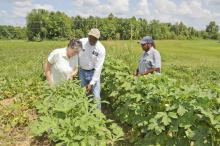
44, 61, 53, 86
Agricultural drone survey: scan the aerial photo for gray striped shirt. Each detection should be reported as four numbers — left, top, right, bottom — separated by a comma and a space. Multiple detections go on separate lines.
138, 47, 161, 74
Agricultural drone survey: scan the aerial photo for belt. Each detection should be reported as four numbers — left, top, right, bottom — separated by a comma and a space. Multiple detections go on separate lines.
80, 68, 95, 71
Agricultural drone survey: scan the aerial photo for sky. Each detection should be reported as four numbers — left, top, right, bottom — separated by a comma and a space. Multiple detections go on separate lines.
0, 0, 219, 30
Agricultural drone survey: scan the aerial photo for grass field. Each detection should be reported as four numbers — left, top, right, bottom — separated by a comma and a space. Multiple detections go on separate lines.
105, 40, 220, 70
0, 39, 220, 79
0, 39, 220, 89
0, 39, 220, 145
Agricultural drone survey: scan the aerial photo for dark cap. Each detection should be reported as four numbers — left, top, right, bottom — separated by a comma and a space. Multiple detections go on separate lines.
139, 36, 154, 44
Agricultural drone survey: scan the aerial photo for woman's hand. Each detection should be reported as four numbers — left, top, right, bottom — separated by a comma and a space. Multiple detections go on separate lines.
69, 68, 78, 80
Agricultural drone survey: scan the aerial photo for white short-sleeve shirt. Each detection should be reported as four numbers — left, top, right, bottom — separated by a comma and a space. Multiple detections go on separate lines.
79, 38, 106, 85
138, 47, 161, 74
48, 48, 78, 85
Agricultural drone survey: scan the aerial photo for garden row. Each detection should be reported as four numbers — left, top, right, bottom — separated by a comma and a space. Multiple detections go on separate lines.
102, 57, 220, 146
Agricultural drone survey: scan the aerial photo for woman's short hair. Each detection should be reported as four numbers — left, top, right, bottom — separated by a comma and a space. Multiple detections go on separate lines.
68, 39, 82, 50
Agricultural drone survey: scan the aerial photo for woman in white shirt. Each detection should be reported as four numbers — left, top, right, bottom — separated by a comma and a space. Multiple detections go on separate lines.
44, 39, 82, 86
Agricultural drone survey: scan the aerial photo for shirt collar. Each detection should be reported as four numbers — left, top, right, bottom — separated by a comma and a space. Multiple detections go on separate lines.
145, 47, 154, 55
62, 48, 68, 58
86, 39, 98, 48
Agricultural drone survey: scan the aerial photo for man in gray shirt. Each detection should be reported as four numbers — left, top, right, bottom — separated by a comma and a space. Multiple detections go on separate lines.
135, 36, 161, 76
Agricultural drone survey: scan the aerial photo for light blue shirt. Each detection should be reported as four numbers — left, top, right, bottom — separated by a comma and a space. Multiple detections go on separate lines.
138, 47, 161, 74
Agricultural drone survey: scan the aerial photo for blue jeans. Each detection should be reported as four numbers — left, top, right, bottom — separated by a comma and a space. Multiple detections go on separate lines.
79, 68, 101, 109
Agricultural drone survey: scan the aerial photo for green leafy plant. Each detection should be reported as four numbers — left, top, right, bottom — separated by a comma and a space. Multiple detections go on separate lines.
30, 80, 124, 146
102, 57, 220, 146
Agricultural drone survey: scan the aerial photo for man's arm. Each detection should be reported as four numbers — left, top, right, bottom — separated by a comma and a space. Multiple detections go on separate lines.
141, 51, 161, 75
90, 50, 105, 85
140, 68, 160, 75
87, 49, 105, 92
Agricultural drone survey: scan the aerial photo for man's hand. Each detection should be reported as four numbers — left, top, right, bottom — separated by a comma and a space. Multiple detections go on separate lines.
134, 72, 138, 76
134, 69, 139, 76
86, 84, 93, 93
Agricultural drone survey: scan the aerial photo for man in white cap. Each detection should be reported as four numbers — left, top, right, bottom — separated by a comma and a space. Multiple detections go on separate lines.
135, 36, 161, 76
79, 28, 106, 109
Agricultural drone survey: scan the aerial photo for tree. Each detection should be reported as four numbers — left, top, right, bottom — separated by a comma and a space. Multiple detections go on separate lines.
0, 25, 26, 39
99, 18, 117, 40
108, 13, 114, 20
22, 10, 220, 41
46, 11, 72, 40
149, 20, 162, 39
26, 9, 50, 41
26, 9, 72, 41
138, 18, 148, 39
206, 21, 219, 39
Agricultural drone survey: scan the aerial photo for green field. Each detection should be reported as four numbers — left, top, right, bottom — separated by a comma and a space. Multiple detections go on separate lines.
1, 39, 220, 88
1, 39, 220, 78
105, 40, 220, 69
0, 40, 220, 145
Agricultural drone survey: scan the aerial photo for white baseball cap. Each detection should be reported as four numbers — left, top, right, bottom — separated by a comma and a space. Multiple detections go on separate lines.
88, 28, 100, 39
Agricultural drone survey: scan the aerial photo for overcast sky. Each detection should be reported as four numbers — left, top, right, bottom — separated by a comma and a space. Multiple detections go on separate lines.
0, 0, 219, 30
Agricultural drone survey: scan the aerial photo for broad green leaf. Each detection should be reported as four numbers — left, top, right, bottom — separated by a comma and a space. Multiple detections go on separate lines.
73, 135, 84, 141
168, 112, 178, 119
161, 114, 172, 126
177, 105, 187, 116
185, 128, 195, 139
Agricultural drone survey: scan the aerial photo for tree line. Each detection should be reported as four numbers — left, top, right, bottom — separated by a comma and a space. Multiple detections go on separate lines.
0, 9, 219, 41
0, 25, 26, 39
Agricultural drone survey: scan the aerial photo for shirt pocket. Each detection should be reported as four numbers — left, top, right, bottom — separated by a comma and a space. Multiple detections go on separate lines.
144, 58, 153, 68
91, 50, 99, 64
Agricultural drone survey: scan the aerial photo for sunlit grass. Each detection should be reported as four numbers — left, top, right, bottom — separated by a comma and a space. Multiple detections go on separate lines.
0, 39, 219, 80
